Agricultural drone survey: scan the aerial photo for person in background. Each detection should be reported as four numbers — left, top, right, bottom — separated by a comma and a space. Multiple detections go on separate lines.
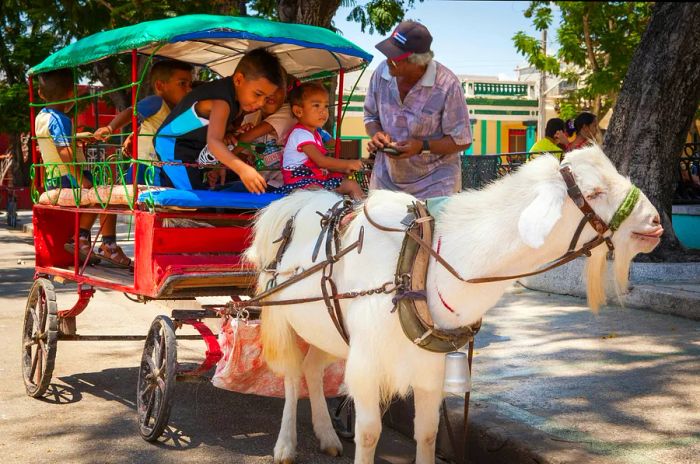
94, 59, 193, 184
529, 118, 568, 158
35, 69, 130, 268
567, 111, 599, 152
364, 20, 471, 199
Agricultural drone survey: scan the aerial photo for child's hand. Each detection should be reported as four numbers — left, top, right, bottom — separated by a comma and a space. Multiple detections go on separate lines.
207, 168, 227, 189
224, 133, 238, 147
93, 126, 113, 141
122, 133, 134, 156
240, 165, 267, 194
81, 178, 93, 189
236, 123, 254, 135
344, 159, 364, 174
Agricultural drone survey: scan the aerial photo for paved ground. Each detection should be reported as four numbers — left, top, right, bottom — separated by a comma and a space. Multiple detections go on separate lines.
0, 216, 418, 464
467, 285, 700, 464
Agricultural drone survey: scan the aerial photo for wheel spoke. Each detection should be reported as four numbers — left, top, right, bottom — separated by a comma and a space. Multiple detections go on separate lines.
146, 356, 157, 374
153, 333, 161, 367
156, 376, 167, 394
34, 348, 44, 384
143, 386, 156, 427
29, 348, 39, 383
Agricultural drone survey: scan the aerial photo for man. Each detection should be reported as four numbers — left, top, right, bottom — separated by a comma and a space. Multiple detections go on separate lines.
529, 117, 569, 157
364, 21, 471, 199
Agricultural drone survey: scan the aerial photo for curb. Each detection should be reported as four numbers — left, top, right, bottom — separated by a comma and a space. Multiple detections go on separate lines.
384, 395, 607, 464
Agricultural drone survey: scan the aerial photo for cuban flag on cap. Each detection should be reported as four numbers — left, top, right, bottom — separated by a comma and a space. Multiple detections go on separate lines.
392, 30, 408, 45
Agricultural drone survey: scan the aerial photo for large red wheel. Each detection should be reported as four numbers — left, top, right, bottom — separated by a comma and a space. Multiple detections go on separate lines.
137, 315, 177, 442
21, 278, 58, 398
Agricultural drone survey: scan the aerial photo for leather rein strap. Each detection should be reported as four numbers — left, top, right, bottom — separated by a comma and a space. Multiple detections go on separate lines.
363, 166, 623, 286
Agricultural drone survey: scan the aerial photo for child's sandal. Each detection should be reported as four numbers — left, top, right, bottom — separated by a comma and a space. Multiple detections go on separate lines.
64, 237, 101, 265
95, 243, 132, 268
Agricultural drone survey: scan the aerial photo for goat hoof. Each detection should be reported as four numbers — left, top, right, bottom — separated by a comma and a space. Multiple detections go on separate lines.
322, 446, 342, 457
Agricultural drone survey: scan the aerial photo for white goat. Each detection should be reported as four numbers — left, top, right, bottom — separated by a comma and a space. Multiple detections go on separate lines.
245, 146, 662, 464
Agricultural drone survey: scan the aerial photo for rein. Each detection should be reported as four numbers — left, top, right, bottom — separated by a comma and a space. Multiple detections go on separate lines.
364, 166, 640, 285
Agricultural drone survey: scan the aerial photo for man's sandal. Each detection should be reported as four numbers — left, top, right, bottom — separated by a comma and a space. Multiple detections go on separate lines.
95, 243, 133, 269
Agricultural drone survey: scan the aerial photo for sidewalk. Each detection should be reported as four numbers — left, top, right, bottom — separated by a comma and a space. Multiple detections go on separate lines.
8, 210, 700, 463
438, 285, 699, 464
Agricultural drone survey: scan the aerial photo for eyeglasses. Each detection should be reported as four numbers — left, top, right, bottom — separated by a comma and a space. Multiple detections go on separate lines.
387, 52, 412, 68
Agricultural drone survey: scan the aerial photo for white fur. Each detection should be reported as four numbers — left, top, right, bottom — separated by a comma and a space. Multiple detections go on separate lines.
246, 146, 661, 463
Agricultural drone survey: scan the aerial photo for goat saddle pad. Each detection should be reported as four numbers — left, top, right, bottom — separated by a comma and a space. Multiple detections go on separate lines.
396, 200, 480, 352
212, 317, 345, 398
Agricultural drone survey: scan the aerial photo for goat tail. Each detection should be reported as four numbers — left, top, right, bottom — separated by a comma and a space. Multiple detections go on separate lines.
585, 246, 608, 312
261, 308, 303, 378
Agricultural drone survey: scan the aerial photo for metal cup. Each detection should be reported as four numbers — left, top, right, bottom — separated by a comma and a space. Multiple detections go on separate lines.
443, 351, 471, 394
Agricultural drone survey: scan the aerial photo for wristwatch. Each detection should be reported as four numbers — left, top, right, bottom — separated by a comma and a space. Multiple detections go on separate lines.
421, 139, 431, 155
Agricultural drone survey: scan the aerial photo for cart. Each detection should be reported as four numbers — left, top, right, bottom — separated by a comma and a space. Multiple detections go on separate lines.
22, 14, 371, 442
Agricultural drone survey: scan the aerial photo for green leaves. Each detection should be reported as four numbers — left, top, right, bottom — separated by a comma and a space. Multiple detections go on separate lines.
514, 1, 652, 114
345, 0, 418, 35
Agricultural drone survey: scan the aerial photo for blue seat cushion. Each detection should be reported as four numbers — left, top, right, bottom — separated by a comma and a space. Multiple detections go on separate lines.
139, 189, 284, 209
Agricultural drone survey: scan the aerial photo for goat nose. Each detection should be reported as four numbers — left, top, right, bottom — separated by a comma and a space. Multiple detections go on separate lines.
652, 215, 661, 226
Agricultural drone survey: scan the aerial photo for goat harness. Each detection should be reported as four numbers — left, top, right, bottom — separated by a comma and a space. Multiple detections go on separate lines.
230, 166, 641, 352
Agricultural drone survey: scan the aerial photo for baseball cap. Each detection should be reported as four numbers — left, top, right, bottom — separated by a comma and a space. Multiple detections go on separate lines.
375, 21, 433, 60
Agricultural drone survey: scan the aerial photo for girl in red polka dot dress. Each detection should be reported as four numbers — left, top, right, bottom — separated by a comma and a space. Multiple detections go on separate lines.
278, 82, 364, 200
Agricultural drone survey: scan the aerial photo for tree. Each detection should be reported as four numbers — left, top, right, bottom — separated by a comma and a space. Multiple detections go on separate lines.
513, 1, 652, 115
603, 2, 700, 260
1, 1, 413, 187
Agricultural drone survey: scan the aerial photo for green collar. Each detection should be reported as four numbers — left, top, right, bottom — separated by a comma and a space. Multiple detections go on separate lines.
609, 185, 640, 231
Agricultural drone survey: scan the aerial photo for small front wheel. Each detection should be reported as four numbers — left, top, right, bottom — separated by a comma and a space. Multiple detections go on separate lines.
21, 278, 58, 398
137, 315, 177, 442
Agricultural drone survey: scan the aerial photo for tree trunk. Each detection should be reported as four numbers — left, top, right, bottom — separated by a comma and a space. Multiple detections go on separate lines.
277, 0, 344, 140
603, 2, 700, 260
10, 133, 30, 187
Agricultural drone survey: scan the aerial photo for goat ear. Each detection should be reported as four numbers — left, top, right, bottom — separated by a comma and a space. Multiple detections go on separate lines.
518, 181, 566, 248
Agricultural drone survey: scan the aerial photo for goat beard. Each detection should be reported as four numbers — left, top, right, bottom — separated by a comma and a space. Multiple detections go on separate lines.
585, 244, 634, 312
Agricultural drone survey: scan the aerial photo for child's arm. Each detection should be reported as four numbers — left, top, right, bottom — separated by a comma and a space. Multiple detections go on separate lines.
206, 100, 266, 194
231, 122, 276, 157
301, 145, 363, 174
94, 107, 133, 140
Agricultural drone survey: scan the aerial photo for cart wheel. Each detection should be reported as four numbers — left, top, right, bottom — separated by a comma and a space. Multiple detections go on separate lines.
21, 278, 58, 398
330, 395, 355, 440
137, 315, 177, 442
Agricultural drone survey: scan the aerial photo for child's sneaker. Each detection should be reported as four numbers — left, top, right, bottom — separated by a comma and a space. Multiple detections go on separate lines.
64, 236, 100, 265
95, 242, 132, 268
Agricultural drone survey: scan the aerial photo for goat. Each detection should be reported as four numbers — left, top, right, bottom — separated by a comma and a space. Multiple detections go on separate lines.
245, 146, 663, 463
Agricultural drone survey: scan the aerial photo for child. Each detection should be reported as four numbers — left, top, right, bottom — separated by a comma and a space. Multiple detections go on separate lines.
154, 49, 285, 193
210, 76, 297, 189
35, 69, 130, 267
278, 82, 364, 200
94, 59, 193, 183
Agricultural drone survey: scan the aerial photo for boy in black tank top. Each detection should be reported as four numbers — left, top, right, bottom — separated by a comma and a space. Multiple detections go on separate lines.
155, 49, 285, 192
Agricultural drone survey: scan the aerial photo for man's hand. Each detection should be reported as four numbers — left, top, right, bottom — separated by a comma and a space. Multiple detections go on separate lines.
367, 131, 392, 153
391, 139, 423, 159
240, 165, 267, 194
207, 168, 227, 189
93, 126, 113, 141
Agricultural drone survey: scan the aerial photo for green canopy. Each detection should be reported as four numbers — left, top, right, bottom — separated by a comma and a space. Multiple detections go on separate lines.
30, 14, 373, 78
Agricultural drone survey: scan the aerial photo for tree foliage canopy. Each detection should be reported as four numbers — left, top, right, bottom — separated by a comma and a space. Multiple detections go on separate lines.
513, 1, 653, 114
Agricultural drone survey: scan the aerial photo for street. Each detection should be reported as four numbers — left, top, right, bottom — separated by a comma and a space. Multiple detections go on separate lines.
0, 221, 417, 464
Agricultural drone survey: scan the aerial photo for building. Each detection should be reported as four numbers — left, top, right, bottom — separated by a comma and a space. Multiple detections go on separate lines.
337, 70, 541, 157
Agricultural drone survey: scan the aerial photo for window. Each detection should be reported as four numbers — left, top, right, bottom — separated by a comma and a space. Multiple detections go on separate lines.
508, 129, 526, 153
